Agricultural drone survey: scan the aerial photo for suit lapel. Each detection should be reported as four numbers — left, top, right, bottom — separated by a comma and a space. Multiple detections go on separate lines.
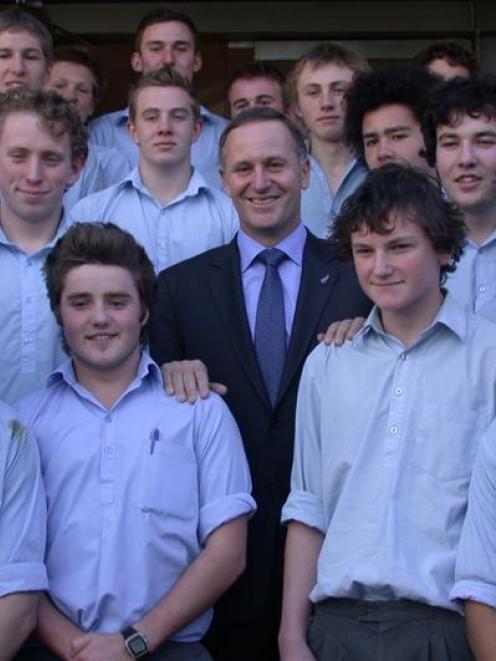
207, 240, 270, 409
277, 233, 339, 404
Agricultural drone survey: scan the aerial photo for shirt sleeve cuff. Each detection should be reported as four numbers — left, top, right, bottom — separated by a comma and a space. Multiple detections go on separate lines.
451, 580, 496, 609
199, 493, 257, 544
0, 562, 48, 596
281, 489, 326, 533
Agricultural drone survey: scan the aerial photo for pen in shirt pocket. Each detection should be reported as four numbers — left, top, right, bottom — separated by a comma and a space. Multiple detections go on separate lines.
149, 427, 160, 455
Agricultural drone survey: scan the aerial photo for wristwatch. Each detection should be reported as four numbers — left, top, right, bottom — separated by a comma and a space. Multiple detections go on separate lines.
122, 626, 150, 658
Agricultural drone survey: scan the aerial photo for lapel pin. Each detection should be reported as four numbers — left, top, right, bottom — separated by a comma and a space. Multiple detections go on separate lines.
320, 274, 330, 285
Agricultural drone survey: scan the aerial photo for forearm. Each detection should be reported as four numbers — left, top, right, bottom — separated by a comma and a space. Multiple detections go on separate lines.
279, 522, 324, 654
135, 516, 248, 651
466, 600, 496, 661
37, 593, 83, 660
0, 591, 39, 659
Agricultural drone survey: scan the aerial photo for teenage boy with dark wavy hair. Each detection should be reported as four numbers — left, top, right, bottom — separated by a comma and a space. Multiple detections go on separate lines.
423, 74, 496, 322
344, 64, 437, 174
280, 164, 496, 661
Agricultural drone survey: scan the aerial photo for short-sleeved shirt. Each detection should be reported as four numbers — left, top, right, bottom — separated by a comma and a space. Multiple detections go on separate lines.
89, 105, 228, 182
17, 353, 255, 639
0, 218, 69, 404
69, 167, 238, 273
0, 400, 47, 596
282, 294, 496, 611
451, 418, 496, 608
301, 156, 367, 239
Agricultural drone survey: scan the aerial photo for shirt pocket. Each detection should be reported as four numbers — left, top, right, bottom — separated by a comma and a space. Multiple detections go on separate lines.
411, 401, 480, 482
134, 439, 198, 518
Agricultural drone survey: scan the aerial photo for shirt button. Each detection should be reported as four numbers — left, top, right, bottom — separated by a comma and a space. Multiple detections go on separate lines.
390, 425, 398, 434
479, 284, 487, 293
159, 240, 166, 248
23, 334, 32, 344
103, 446, 113, 456
104, 415, 112, 423
400, 353, 408, 361
394, 387, 403, 396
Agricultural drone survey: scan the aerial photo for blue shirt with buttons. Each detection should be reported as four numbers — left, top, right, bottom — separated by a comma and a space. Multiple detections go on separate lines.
17, 353, 255, 638
283, 294, 496, 611
0, 218, 69, 404
301, 156, 367, 239
69, 167, 238, 273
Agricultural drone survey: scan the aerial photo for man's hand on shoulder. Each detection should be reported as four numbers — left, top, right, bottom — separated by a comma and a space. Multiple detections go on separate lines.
317, 316, 366, 346
161, 360, 228, 403
70, 632, 128, 660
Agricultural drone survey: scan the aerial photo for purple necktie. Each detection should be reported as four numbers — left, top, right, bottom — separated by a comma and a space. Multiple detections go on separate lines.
254, 248, 287, 406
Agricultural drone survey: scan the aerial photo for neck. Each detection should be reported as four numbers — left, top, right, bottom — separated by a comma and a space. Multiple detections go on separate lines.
0, 200, 62, 254
242, 219, 300, 247
139, 159, 192, 206
310, 137, 354, 190
380, 289, 444, 348
465, 208, 496, 245
73, 350, 141, 410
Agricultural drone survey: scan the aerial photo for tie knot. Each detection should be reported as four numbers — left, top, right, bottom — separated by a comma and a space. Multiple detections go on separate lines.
257, 248, 286, 268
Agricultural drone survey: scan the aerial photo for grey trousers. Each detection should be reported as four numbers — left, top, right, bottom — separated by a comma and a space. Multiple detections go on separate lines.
308, 599, 474, 661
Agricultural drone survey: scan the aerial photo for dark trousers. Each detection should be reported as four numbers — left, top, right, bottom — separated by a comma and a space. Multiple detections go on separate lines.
308, 599, 474, 661
14, 640, 212, 661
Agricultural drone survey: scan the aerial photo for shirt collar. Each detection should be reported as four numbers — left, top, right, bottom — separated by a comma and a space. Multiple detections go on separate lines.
237, 222, 307, 273
466, 227, 496, 249
48, 352, 163, 400
121, 166, 209, 205
354, 291, 467, 349
309, 154, 365, 180
0, 208, 70, 250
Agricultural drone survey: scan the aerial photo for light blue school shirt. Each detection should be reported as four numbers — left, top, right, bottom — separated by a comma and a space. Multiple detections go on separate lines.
237, 222, 306, 340
0, 217, 68, 404
63, 145, 130, 214
70, 167, 238, 273
0, 400, 47, 596
282, 294, 496, 611
89, 105, 228, 180
451, 418, 496, 608
301, 156, 367, 239
446, 230, 496, 322
17, 353, 255, 638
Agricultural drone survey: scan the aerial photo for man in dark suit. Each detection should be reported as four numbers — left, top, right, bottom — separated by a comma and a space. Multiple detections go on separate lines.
150, 108, 371, 661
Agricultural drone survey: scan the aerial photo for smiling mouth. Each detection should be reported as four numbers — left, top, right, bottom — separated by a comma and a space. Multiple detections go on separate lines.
247, 196, 279, 206
18, 189, 48, 197
455, 174, 482, 184
86, 333, 118, 342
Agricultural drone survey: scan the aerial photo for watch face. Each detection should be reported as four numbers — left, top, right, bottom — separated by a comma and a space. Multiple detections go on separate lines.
128, 633, 148, 657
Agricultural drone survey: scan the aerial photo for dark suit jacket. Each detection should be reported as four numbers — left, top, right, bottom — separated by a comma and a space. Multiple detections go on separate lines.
149, 231, 371, 623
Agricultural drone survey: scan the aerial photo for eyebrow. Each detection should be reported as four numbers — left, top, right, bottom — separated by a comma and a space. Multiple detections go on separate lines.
352, 233, 419, 247
144, 39, 191, 48
438, 129, 496, 139
363, 125, 413, 139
